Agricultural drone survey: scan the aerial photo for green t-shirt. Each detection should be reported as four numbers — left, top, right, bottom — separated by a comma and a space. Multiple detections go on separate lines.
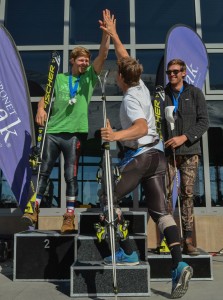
47, 65, 98, 133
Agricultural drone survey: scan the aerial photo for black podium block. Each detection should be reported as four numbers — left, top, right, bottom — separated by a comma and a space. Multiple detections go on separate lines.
76, 235, 147, 261
14, 231, 76, 281
148, 249, 213, 281
70, 261, 150, 297
78, 210, 147, 235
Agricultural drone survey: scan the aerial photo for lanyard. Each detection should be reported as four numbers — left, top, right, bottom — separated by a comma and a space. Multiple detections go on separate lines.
69, 75, 80, 98
172, 86, 184, 112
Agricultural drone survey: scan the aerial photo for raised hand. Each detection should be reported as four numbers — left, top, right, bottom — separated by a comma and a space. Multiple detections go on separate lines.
99, 9, 117, 37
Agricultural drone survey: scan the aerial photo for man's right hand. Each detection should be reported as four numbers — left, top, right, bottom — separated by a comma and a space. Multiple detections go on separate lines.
35, 107, 47, 126
164, 135, 188, 149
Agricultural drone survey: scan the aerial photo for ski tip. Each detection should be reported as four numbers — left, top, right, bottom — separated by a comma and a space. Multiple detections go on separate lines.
52, 51, 60, 58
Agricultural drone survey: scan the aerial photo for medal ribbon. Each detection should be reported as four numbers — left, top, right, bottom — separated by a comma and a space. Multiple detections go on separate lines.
69, 74, 80, 99
172, 85, 184, 112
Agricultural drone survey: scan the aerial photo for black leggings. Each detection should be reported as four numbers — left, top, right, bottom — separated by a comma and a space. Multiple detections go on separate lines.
115, 149, 181, 264
115, 149, 168, 223
38, 133, 83, 197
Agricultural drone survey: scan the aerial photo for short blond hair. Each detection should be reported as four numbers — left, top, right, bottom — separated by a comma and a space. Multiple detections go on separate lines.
70, 46, 91, 60
167, 59, 186, 72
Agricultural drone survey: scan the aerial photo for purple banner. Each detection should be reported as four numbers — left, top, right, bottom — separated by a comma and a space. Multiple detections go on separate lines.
165, 24, 209, 88
0, 25, 35, 211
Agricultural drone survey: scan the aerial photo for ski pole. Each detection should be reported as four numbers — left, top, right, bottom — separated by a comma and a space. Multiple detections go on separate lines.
98, 71, 118, 296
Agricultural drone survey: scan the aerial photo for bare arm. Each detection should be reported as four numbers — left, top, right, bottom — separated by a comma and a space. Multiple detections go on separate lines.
100, 9, 129, 60
35, 97, 47, 126
92, 13, 110, 74
101, 119, 148, 142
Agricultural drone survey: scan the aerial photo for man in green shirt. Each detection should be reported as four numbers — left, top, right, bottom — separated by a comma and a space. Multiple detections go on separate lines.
22, 13, 110, 233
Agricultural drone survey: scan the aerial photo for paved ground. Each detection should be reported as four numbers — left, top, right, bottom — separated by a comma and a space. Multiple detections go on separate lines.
0, 255, 223, 300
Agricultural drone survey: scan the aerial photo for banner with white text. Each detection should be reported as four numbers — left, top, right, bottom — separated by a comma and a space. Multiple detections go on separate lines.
0, 24, 35, 211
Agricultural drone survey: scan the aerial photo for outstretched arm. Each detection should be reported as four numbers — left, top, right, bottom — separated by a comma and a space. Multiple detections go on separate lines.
100, 9, 129, 60
92, 11, 110, 75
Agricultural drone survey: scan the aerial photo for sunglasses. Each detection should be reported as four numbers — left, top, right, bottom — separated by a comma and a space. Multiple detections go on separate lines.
166, 69, 182, 75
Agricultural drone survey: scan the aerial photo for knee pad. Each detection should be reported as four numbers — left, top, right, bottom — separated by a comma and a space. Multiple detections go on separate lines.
157, 214, 177, 234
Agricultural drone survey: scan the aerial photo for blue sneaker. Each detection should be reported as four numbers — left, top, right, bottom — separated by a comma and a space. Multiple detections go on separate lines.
171, 262, 193, 298
104, 248, 139, 266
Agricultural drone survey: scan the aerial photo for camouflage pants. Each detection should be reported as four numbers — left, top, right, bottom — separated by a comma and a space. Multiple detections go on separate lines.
166, 154, 199, 233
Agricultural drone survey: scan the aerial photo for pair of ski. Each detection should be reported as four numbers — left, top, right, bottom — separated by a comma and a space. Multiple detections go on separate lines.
96, 70, 120, 297
24, 52, 60, 220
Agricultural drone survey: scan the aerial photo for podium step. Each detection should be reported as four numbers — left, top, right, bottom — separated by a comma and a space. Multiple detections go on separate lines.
148, 249, 213, 281
76, 235, 147, 261
78, 210, 147, 235
14, 230, 76, 281
70, 261, 151, 297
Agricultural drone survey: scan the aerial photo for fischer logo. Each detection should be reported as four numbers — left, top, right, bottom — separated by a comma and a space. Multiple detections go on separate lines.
44, 64, 55, 107
0, 80, 21, 147
153, 97, 163, 140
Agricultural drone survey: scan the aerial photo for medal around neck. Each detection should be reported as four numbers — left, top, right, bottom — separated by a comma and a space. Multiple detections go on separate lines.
69, 97, 77, 105
69, 74, 80, 105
